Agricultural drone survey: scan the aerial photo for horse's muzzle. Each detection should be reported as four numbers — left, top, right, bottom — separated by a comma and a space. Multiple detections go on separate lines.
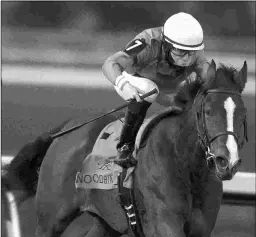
213, 157, 241, 180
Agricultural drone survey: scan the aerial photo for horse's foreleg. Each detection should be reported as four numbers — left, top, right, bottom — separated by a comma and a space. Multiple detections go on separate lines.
190, 172, 223, 237
200, 174, 223, 236
35, 207, 93, 237
60, 211, 95, 237
35, 189, 88, 237
85, 223, 108, 237
35, 206, 83, 237
53, 206, 84, 236
84, 216, 121, 237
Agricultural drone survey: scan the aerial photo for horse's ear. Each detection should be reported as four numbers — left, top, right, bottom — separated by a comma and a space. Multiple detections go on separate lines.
205, 60, 216, 89
234, 61, 247, 93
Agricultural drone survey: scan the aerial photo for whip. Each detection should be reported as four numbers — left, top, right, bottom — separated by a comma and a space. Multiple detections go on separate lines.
51, 88, 158, 139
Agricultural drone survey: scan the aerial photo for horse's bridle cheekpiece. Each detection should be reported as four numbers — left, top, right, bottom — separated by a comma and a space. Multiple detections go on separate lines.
194, 89, 248, 163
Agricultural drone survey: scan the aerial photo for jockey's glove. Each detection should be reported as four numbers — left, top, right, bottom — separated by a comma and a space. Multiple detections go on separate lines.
115, 74, 144, 102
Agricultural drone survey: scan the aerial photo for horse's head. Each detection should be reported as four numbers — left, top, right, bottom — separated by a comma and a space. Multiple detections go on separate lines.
176, 60, 248, 180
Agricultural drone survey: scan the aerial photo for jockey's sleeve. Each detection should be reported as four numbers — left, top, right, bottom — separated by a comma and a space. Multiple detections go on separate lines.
102, 29, 159, 85
102, 51, 135, 85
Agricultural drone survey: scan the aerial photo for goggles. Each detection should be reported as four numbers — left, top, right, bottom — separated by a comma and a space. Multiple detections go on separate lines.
163, 39, 196, 57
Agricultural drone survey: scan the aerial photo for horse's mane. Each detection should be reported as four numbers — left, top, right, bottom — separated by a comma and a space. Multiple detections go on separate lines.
216, 63, 242, 90
174, 63, 242, 105
174, 64, 203, 104
213, 64, 239, 88
218, 63, 237, 79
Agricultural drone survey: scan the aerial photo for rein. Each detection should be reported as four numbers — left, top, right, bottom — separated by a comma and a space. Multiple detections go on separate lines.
195, 89, 248, 162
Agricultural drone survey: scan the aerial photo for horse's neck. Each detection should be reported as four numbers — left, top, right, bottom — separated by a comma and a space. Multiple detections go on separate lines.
136, 109, 203, 171
179, 110, 197, 143
167, 109, 201, 160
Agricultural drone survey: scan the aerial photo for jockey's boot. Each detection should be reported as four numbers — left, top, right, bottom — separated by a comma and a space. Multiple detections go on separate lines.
115, 101, 151, 167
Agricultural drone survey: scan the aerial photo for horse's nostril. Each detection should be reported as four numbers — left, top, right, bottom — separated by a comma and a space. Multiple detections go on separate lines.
236, 159, 242, 167
232, 159, 242, 173
215, 156, 229, 168
232, 165, 237, 174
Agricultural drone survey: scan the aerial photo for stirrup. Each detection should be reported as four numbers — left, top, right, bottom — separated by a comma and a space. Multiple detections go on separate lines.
115, 143, 137, 168
114, 155, 137, 169
118, 143, 133, 153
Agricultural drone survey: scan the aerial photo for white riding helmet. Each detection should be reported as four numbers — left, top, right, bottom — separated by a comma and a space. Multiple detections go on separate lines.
163, 12, 204, 51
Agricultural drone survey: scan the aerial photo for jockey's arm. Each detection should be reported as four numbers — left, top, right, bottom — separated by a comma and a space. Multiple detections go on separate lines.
102, 51, 135, 86
102, 35, 150, 88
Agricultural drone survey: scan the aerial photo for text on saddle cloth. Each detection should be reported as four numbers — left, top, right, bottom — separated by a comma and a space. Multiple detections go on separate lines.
75, 119, 135, 190
75, 107, 178, 191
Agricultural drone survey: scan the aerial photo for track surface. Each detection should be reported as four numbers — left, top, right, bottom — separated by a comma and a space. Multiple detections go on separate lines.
1, 64, 255, 237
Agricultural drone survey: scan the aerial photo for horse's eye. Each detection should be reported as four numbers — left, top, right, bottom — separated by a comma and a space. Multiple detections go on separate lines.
239, 115, 245, 121
205, 108, 212, 116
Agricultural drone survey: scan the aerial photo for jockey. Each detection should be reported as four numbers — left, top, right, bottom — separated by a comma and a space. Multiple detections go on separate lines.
102, 12, 209, 161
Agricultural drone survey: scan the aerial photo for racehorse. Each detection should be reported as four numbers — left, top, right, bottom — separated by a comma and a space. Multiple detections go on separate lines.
3, 59, 248, 237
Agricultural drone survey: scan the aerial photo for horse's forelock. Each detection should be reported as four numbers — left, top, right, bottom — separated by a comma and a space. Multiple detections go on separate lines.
218, 63, 237, 76
213, 64, 241, 91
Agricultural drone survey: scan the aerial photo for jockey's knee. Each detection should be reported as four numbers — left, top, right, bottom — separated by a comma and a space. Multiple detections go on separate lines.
128, 100, 152, 116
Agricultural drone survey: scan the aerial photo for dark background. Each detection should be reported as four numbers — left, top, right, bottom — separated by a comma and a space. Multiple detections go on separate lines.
2, 1, 255, 36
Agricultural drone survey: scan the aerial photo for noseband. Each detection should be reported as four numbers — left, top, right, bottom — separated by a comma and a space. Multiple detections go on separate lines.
194, 89, 248, 162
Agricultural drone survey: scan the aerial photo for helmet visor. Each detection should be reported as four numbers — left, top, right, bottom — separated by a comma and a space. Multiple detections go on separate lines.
163, 40, 196, 57
163, 39, 198, 67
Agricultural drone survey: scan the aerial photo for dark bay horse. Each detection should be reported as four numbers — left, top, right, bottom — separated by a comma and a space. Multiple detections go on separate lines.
3, 60, 248, 237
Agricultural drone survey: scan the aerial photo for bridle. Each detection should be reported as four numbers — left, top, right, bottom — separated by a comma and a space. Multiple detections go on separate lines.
194, 89, 248, 163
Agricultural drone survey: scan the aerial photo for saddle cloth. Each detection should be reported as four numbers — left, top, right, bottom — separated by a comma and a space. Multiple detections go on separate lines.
75, 107, 180, 191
